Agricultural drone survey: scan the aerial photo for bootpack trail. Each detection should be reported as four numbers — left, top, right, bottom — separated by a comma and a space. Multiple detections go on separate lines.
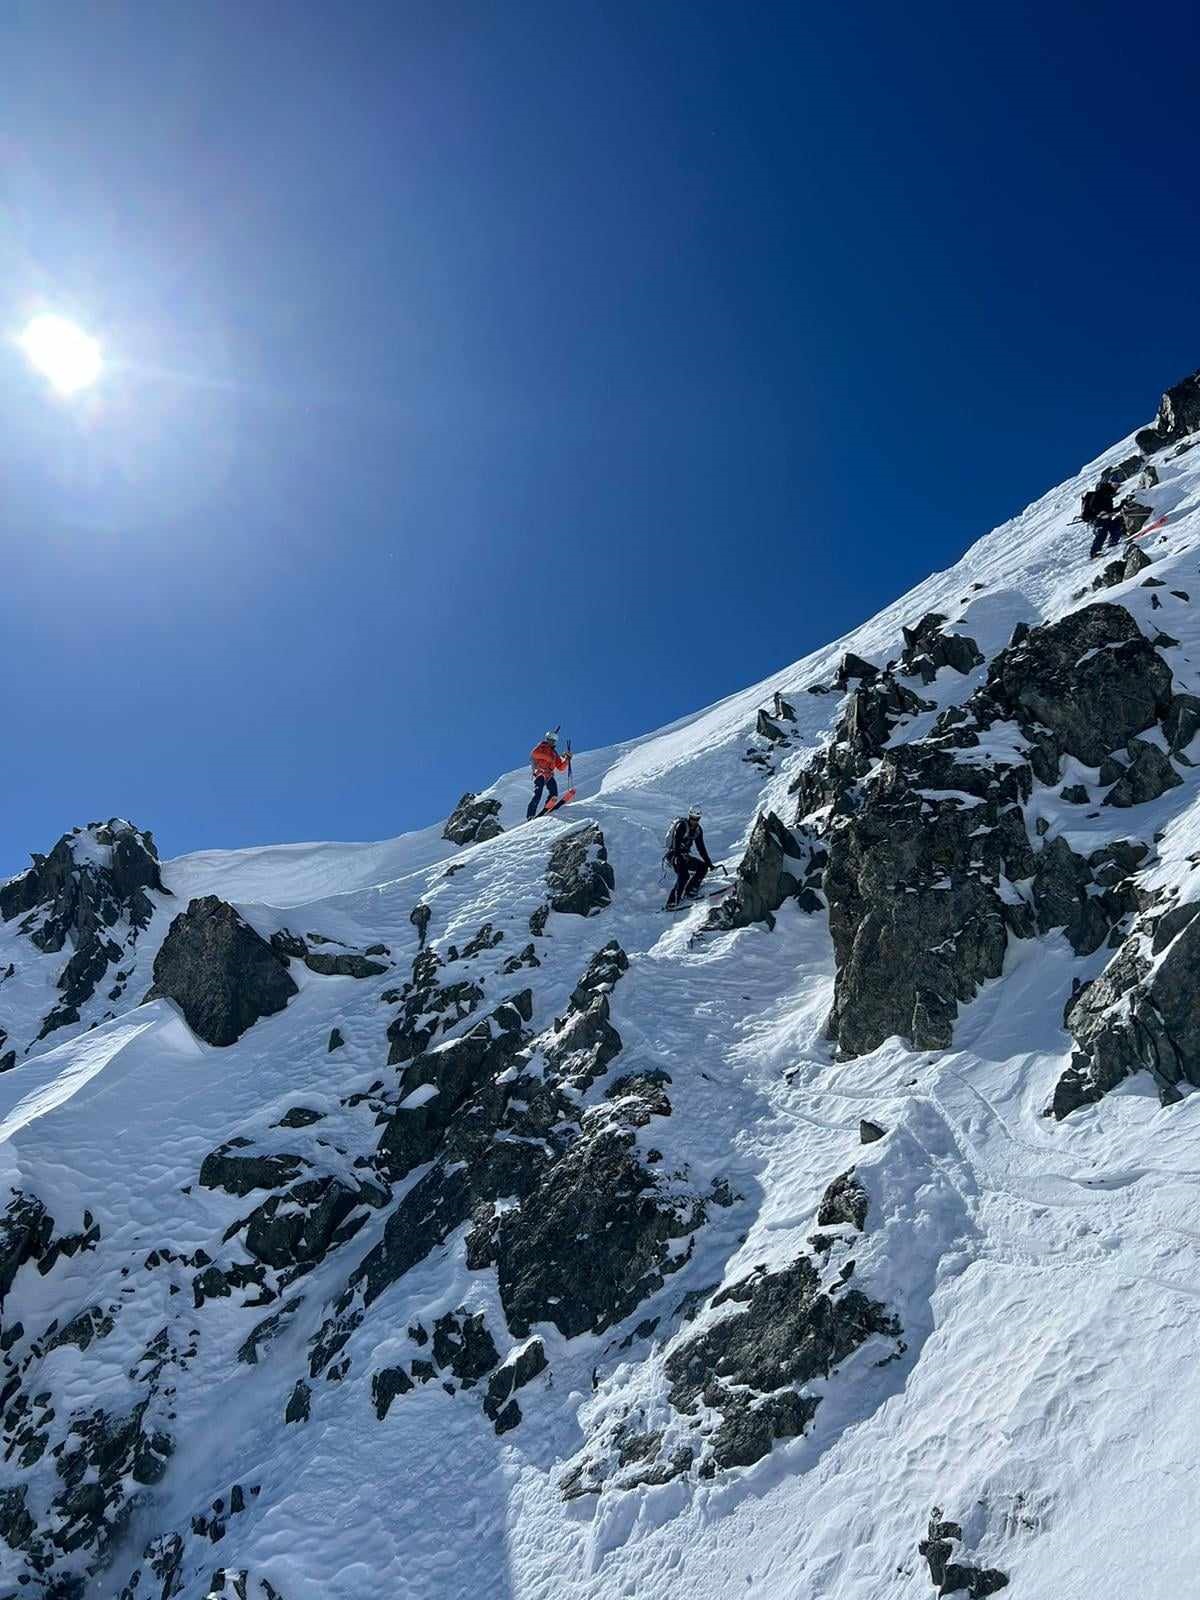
2, 370, 1200, 1600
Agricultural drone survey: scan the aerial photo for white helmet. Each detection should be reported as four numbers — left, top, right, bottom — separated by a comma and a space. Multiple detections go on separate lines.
544, 731, 558, 746
688, 806, 701, 820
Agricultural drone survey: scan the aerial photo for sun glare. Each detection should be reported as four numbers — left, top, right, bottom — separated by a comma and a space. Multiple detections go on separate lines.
18, 313, 103, 395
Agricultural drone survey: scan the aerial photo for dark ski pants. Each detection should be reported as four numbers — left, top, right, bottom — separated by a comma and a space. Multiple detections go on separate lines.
528, 773, 558, 819
1089, 515, 1123, 558
667, 854, 709, 907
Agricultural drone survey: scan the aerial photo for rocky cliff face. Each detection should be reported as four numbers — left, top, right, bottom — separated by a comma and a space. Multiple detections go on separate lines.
2, 372, 1200, 1599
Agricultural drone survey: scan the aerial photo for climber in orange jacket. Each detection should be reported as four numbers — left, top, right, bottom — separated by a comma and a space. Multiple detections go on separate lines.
528, 732, 571, 819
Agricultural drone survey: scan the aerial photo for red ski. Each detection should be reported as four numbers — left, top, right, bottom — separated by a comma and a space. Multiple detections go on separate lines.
541, 787, 576, 815
1130, 514, 1169, 541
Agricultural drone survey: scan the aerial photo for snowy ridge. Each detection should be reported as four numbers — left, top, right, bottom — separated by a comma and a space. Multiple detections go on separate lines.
3, 382, 1200, 1598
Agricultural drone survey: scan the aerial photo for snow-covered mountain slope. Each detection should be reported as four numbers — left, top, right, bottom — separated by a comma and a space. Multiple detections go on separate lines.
4, 372, 1200, 1600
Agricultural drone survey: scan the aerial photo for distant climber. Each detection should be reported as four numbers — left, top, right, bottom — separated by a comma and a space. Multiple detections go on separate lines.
664, 807, 715, 909
1082, 471, 1124, 558
528, 732, 571, 819
409, 902, 431, 950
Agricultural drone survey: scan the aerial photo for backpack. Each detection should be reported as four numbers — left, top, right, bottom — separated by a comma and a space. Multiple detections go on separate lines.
1080, 488, 1102, 522
663, 817, 688, 863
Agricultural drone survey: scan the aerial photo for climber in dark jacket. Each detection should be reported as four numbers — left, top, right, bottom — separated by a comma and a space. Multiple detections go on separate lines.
665, 807, 715, 909
1083, 474, 1123, 558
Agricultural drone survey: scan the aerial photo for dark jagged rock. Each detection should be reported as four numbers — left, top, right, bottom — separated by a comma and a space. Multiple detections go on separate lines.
817, 1170, 869, 1231
820, 603, 1175, 1057
442, 792, 504, 847
1054, 899, 1200, 1114
899, 612, 985, 683
545, 823, 614, 916
483, 1339, 547, 1426
756, 708, 787, 743
409, 901, 431, 949
501, 941, 541, 974
707, 811, 825, 931
1030, 835, 1142, 956
385, 948, 484, 1067
372, 1365, 414, 1420
327, 1028, 344, 1052
1, 820, 168, 1040
791, 671, 933, 821
284, 1380, 311, 1423
664, 1254, 899, 1475
859, 1119, 886, 1144
1164, 693, 1200, 760
834, 651, 880, 689
148, 897, 297, 1046
495, 1118, 705, 1339
0, 1190, 53, 1307
48, 1398, 173, 1568
1088, 541, 1151, 594
1135, 368, 1200, 455
270, 929, 388, 979
0, 1485, 34, 1552
44, 1304, 114, 1353
242, 1174, 384, 1271
377, 1001, 530, 1180
985, 603, 1172, 767
431, 1310, 499, 1387
199, 1140, 306, 1197
528, 903, 550, 937
919, 1509, 1009, 1597
458, 921, 504, 960
1103, 737, 1182, 807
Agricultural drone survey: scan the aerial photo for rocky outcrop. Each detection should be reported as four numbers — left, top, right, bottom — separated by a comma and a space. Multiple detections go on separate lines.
1102, 737, 1182, 807
147, 897, 297, 1046
545, 823, 614, 916
815, 604, 1176, 1057
0, 819, 168, 1041
707, 811, 825, 931
899, 612, 984, 684
0, 1190, 53, 1308
493, 1094, 708, 1339
919, 1510, 1009, 1597
270, 929, 389, 979
385, 946, 484, 1067
1135, 368, 1200, 455
376, 996, 532, 1180
443, 792, 503, 846
985, 604, 1172, 768
1054, 899, 1200, 1115
662, 1254, 899, 1475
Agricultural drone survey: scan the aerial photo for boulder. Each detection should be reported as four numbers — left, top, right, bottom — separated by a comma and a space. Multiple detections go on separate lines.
1135, 368, 1200, 455
985, 603, 1172, 767
1054, 900, 1200, 1114
919, 1510, 1009, 1597
495, 1122, 705, 1339
1103, 738, 1182, 807
442, 792, 504, 847
664, 1254, 899, 1474
708, 812, 825, 931
899, 612, 984, 683
834, 651, 880, 689
147, 897, 297, 1046
545, 823, 614, 916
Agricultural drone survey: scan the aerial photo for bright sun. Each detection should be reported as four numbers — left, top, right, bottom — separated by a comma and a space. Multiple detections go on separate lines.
18, 313, 103, 395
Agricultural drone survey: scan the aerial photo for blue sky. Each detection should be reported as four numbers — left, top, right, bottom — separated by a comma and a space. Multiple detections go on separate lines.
2, 0, 1197, 874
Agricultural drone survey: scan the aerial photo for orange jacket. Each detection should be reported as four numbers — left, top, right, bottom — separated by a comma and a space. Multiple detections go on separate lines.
531, 740, 570, 778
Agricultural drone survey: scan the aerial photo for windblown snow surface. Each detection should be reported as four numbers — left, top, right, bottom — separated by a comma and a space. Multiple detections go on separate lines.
4, 418, 1200, 1599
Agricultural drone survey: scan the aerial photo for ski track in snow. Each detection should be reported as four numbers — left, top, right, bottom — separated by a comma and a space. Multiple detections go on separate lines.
3, 426, 1200, 1596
